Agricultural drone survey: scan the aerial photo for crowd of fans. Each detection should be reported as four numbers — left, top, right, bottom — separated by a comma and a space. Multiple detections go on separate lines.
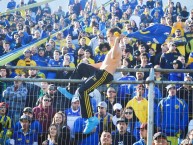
1, 0, 193, 144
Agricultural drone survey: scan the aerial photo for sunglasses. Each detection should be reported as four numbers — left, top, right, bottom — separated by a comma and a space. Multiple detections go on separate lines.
108, 91, 116, 93
98, 107, 105, 109
43, 99, 52, 102
115, 109, 121, 112
125, 112, 133, 115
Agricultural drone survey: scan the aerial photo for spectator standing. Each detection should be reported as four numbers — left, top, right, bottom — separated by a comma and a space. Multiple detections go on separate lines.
10, 115, 38, 145
156, 84, 188, 145
65, 96, 81, 138
95, 101, 114, 135
3, 75, 28, 123
105, 87, 118, 115
126, 84, 148, 123
112, 103, 123, 126
33, 94, 55, 141
14, 107, 42, 143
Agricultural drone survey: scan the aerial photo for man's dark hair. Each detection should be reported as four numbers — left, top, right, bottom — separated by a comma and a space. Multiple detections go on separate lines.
108, 27, 121, 35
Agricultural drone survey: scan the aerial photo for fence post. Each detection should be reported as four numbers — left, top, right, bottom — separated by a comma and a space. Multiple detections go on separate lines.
147, 68, 155, 145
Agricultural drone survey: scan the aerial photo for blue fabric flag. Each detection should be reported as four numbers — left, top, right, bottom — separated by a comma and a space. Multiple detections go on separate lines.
127, 24, 171, 44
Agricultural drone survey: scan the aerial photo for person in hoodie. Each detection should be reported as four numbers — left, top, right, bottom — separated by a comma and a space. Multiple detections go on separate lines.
32, 47, 49, 77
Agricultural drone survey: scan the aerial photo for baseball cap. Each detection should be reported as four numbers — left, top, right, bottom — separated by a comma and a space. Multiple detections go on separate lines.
46, 43, 51, 46
0, 102, 8, 108
19, 115, 31, 122
48, 84, 56, 90
116, 118, 127, 124
153, 132, 167, 140
38, 47, 45, 51
113, 103, 122, 111
137, 123, 148, 130
134, 50, 140, 57
166, 84, 176, 91
98, 101, 107, 109
23, 107, 33, 114
72, 97, 79, 103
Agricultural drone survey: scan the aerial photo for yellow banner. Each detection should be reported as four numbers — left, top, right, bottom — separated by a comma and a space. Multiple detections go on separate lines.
0, 0, 57, 16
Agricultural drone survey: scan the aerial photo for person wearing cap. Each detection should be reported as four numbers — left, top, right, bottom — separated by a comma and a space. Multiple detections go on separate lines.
126, 84, 148, 123
156, 84, 188, 145
160, 41, 181, 70
112, 103, 123, 126
10, 115, 38, 145
65, 96, 81, 138
3, 75, 28, 123
95, 101, 114, 135
169, 59, 184, 88
112, 118, 136, 145
99, 130, 112, 145
152, 132, 168, 145
133, 123, 148, 145
14, 107, 42, 142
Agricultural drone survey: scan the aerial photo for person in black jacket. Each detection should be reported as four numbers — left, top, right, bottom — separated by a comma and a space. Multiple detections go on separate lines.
112, 118, 136, 145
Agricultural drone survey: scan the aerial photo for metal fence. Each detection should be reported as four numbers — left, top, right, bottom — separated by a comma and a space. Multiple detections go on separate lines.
0, 67, 193, 145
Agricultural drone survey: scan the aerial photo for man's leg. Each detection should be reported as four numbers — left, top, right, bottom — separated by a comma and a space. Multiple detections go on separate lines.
58, 63, 97, 99
77, 69, 113, 134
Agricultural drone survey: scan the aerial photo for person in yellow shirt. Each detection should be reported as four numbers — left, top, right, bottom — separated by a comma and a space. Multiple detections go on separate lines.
126, 84, 148, 123
80, 49, 95, 64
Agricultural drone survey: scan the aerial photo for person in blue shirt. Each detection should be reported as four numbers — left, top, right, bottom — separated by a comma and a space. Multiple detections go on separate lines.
10, 115, 38, 145
168, 59, 184, 89
73, 117, 99, 145
156, 84, 188, 145
133, 123, 148, 145
47, 50, 63, 79
32, 47, 49, 77
7, 0, 16, 10
151, 1, 164, 18
14, 107, 42, 142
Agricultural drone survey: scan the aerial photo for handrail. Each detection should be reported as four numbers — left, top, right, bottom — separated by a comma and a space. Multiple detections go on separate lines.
0, 0, 113, 66
0, 0, 57, 16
